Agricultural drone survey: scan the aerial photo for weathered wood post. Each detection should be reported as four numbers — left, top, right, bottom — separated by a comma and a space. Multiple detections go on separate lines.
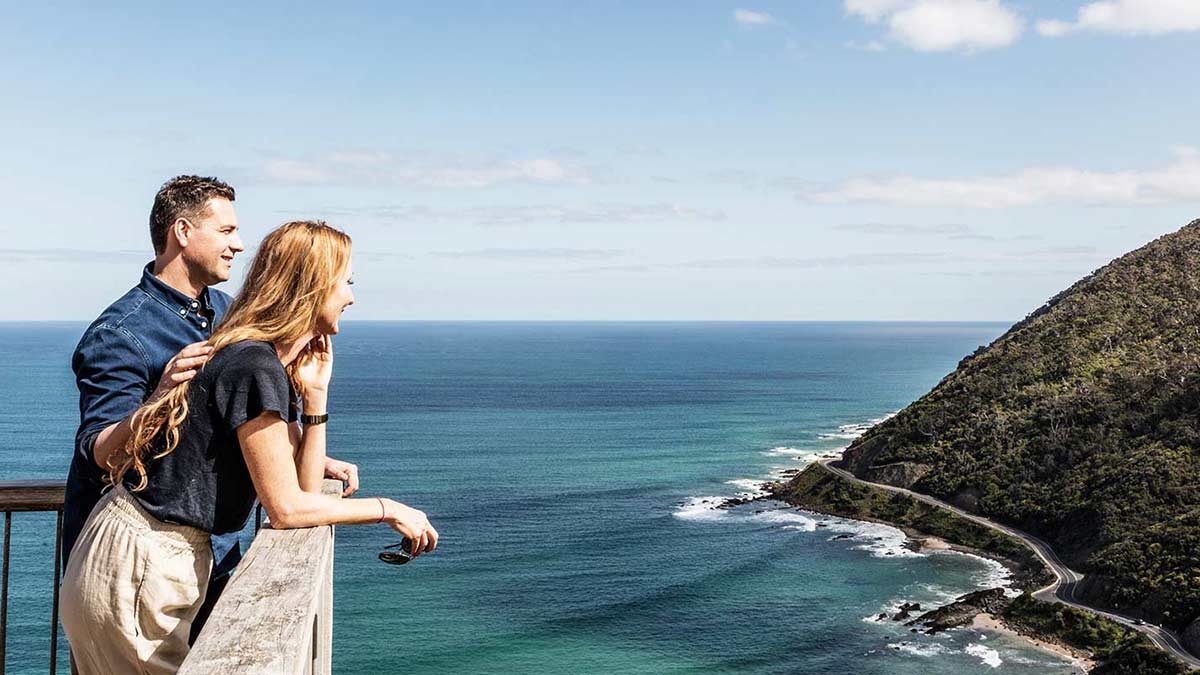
179, 479, 342, 675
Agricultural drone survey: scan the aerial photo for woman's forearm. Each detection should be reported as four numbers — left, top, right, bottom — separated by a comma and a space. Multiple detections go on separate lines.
266, 490, 387, 529
295, 394, 327, 492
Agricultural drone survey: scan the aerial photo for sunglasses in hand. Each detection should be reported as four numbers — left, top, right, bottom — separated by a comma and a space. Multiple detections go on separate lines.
379, 538, 416, 565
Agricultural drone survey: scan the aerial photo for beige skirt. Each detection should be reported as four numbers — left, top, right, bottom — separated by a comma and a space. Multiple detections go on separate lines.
60, 486, 213, 675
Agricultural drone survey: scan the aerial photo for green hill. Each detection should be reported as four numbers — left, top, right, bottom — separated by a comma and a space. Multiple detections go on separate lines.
825, 219, 1200, 640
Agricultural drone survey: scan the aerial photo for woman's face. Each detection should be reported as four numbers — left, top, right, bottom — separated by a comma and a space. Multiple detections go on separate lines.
317, 261, 355, 335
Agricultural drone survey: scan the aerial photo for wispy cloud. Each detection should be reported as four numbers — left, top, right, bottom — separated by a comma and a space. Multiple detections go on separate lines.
804, 147, 1200, 208
669, 252, 948, 270
293, 203, 726, 226
733, 9, 777, 27
844, 0, 1024, 52
1007, 245, 1098, 258
431, 248, 625, 261
256, 152, 594, 189
1038, 0, 1200, 37
833, 223, 1042, 242
0, 248, 148, 264
835, 223, 971, 235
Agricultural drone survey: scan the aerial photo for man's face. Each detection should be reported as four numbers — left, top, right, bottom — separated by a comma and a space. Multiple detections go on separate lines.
181, 198, 244, 286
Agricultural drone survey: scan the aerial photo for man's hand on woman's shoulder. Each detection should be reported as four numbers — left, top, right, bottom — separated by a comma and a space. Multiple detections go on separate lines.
149, 341, 213, 403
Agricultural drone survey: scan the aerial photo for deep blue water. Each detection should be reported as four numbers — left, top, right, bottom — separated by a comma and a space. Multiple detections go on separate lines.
0, 322, 1083, 674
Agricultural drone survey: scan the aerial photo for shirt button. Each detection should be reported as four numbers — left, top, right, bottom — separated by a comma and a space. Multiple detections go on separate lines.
200, 321, 208, 328
191, 301, 199, 308
179, 308, 187, 315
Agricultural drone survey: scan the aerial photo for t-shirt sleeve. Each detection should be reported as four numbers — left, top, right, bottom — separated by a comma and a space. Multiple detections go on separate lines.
212, 347, 293, 432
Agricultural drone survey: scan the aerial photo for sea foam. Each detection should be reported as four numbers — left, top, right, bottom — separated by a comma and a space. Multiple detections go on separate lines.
887, 642, 949, 657
965, 643, 1003, 668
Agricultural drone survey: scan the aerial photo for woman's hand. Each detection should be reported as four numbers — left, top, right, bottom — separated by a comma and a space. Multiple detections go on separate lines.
383, 499, 439, 556
294, 335, 334, 404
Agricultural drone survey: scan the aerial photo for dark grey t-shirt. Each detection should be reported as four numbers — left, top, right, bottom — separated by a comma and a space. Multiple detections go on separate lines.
127, 340, 297, 534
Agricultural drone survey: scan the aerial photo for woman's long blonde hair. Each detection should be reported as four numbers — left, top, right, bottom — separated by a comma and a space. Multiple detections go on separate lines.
110, 220, 352, 490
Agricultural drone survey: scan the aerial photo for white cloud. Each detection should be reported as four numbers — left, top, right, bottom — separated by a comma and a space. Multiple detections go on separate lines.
432, 248, 625, 261
845, 0, 1023, 52
845, 0, 910, 23
835, 223, 972, 235
1037, 0, 1200, 37
733, 9, 776, 27
258, 153, 593, 189
299, 203, 726, 226
805, 148, 1200, 208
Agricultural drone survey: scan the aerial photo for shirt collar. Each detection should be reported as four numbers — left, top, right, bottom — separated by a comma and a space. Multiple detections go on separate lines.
138, 262, 213, 317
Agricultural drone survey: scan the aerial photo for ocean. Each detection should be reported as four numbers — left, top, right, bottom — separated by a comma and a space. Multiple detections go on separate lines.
1, 321, 1084, 674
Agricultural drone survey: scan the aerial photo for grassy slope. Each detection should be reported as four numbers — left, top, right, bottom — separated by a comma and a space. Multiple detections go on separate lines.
837, 220, 1200, 628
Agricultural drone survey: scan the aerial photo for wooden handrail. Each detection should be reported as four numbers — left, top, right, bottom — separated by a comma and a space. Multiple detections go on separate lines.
0, 481, 65, 512
0, 480, 66, 675
179, 479, 342, 675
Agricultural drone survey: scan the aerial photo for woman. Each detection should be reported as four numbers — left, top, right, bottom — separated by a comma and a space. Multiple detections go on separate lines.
61, 220, 437, 675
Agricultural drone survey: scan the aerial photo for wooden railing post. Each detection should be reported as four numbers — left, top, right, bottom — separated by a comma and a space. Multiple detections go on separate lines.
180, 479, 343, 675
309, 480, 340, 675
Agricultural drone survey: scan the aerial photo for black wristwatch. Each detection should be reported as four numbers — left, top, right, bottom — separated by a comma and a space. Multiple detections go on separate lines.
301, 413, 329, 425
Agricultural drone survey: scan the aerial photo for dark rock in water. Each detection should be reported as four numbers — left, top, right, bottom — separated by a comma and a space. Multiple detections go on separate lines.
876, 613, 888, 621
892, 602, 922, 621
831, 533, 853, 540
905, 588, 1010, 634
720, 495, 767, 509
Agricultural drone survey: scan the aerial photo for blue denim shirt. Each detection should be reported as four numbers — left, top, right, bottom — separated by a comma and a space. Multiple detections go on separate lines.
64, 263, 240, 577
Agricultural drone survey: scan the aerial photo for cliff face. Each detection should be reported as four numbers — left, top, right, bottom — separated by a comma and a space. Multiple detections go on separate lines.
830, 220, 1200, 630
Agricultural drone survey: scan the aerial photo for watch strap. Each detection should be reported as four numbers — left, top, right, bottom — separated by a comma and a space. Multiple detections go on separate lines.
301, 412, 329, 425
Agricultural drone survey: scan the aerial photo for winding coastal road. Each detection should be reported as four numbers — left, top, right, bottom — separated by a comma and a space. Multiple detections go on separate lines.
814, 459, 1200, 670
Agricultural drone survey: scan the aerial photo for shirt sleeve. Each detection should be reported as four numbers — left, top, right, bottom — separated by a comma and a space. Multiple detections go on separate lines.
212, 348, 293, 432
72, 326, 152, 464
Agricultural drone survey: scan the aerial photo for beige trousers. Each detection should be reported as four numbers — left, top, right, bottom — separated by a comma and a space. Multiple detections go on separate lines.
61, 486, 213, 675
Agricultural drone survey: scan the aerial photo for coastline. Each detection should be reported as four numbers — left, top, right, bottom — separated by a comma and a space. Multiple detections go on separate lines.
972, 613, 1096, 672
780, 499, 1095, 670
763, 462, 1099, 669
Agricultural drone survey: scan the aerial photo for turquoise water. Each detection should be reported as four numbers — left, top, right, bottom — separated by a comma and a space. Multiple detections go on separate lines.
1, 322, 1082, 674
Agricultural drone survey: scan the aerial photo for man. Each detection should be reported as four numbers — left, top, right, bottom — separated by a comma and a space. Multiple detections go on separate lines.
64, 175, 360, 638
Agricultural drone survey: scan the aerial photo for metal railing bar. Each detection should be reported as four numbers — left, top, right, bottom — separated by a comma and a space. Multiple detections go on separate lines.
50, 510, 62, 675
2, 511, 10, 675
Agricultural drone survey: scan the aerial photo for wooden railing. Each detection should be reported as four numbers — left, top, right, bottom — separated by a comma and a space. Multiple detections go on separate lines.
179, 479, 342, 675
1, 479, 341, 675
0, 480, 66, 675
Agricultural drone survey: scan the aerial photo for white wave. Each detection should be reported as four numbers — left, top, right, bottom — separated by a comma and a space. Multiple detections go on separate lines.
819, 516, 924, 559
887, 642, 948, 657
933, 550, 1019, 596
724, 478, 769, 498
762, 446, 809, 458
819, 412, 899, 440
917, 583, 972, 605
673, 496, 728, 522
674, 496, 820, 532
965, 643, 1003, 668
750, 509, 817, 531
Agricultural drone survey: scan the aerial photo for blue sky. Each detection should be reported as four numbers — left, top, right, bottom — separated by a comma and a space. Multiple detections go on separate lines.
3, 1, 1198, 320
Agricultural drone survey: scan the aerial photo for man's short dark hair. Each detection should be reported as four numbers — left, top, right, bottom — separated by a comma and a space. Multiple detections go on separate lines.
149, 175, 236, 254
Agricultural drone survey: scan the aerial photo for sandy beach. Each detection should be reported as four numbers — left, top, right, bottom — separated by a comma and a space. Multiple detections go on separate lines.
972, 613, 1095, 672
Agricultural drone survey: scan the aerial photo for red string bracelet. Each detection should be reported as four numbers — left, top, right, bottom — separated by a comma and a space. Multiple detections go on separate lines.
376, 496, 386, 523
